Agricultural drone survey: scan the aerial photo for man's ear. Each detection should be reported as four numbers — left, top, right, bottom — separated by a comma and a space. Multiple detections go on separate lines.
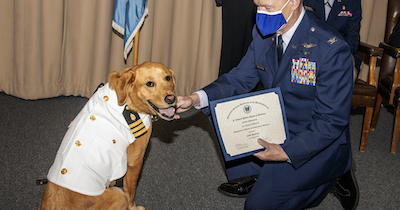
290, 0, 302, 10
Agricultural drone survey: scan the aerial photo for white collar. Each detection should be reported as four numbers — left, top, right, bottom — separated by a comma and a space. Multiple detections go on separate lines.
280, 7, 305, 52
326, 0, 335, 6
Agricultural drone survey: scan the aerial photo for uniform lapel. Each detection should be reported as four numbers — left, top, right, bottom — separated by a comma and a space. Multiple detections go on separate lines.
272, 49, 292, 87
327, 0, 343, 22
272, 14, 310, 87
260, 35, 279, 76
315, 1, 325, 21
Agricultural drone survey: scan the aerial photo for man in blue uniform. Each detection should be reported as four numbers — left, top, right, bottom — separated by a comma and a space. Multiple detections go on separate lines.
303, 0, 362, 81
390, 20, 400, 47
176, 0, 359, 209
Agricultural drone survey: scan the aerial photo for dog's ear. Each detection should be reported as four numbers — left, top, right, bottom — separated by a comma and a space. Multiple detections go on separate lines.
108, 71, 120, 87
108, 68, 136, 105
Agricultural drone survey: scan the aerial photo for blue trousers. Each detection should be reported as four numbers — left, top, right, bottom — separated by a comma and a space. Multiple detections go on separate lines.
225, 159, 332, 210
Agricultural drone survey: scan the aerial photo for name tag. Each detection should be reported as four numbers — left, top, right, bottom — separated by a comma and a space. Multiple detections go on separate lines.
291, 58, 316, 86
255, 63, 267, 71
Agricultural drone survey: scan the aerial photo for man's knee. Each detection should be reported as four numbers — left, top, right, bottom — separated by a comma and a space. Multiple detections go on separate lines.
244, 196, 263, 210
244, 193, 284, 210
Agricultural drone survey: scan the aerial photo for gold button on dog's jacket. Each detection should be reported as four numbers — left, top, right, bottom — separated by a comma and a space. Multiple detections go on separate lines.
47, 83, 151, 196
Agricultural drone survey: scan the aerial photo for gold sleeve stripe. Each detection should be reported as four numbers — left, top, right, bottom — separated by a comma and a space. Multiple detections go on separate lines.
132, 126, 147, 138
129, 119, 143, 129
123, 105, 149, 139
130, 122, 145, 132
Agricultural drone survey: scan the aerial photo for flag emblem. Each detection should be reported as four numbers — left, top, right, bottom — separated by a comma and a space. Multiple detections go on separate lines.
112, 0, 148, 60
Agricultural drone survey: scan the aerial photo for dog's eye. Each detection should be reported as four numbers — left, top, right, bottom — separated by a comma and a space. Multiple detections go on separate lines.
146, 81, 154, 87
166, 76, 171, 81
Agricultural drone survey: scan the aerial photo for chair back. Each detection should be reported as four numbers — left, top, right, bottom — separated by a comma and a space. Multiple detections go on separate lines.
380, 0, 400, 79
384, 0, 400, 43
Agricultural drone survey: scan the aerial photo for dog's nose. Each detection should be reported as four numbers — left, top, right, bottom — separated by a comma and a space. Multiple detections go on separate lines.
165, 95, 176, 104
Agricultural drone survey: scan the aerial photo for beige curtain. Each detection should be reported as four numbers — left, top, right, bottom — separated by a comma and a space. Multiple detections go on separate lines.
360, 0, 388, 46
137, 0, 222, 96
0, 0, 222, 100
0, 0, 388, 99
359, 0, 388, 80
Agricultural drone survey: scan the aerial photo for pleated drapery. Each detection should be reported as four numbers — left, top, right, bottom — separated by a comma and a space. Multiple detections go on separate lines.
0, 0, 387, 99
0, 0, 222, 99
137, 0, 222, 97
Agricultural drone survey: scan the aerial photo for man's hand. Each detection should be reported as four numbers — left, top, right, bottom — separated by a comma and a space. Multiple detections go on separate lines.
174, 94, 200, 119
253, 138, 289, 162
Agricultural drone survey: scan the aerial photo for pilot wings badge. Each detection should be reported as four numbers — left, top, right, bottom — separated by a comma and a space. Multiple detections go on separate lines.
302, 43, 316, 49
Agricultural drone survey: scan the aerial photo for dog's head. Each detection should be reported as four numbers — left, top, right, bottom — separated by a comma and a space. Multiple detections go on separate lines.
108, 61, 176, 121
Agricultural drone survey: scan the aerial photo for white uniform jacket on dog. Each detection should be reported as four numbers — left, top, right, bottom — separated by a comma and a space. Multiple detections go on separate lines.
47, 83, 151, 196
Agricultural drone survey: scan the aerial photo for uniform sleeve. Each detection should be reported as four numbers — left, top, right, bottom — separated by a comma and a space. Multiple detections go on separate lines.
389, 20, 400, 48
343, 1, 361, 54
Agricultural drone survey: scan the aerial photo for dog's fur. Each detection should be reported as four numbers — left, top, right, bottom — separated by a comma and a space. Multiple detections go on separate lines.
39, 62, 176, 210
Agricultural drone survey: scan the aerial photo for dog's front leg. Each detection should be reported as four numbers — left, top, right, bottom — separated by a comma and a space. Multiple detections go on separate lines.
124, 124, 152, 210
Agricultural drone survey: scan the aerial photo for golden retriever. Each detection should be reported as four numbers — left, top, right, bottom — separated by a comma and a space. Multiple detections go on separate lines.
39, 61, 176, 210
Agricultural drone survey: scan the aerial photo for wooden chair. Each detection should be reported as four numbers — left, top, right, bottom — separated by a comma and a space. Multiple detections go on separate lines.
370, 0, 400, 154
352, 43, 383, 152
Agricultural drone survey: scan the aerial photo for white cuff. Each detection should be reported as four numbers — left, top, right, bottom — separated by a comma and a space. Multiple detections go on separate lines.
193, 90, 209, 109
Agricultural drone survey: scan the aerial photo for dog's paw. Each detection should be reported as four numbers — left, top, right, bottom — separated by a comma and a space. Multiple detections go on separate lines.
129, 202, 145, 210
129, 206, 145, 210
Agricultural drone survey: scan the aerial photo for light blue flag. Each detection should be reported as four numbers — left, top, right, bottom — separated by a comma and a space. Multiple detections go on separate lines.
112, 0, 148, 60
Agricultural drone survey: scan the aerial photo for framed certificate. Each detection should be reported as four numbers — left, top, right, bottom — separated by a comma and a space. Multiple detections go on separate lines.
209, 88, 290, 161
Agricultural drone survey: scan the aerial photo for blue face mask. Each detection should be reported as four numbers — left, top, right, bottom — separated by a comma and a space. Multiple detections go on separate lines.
256, 0, 293, 36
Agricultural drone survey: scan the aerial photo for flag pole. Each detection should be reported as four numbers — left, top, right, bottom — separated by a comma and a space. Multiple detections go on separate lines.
133, 30, 140, 66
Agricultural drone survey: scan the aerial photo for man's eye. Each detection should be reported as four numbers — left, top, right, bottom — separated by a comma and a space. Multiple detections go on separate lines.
166, 76, 171, 81
146, 81, 154, 87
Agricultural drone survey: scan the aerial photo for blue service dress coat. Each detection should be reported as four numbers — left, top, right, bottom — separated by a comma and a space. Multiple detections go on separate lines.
303, 0, 361, 55
201, 10, 353, 194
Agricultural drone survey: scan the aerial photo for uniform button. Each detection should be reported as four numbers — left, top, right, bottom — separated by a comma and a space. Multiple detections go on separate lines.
311, 27, 315, 32
61, 168, 68, 175
112, 140, 116, 144
103, 96, 109, 101
75, 141, 81, 147
90, 115, 96, 121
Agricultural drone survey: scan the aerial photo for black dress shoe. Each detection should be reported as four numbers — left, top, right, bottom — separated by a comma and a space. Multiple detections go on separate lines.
217, 175, 258, 198
331, 163, 359, 210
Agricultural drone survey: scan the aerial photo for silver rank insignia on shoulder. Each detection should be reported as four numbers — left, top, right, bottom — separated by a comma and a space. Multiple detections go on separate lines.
302, 43, 316, 49
327, 36, 337, 45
